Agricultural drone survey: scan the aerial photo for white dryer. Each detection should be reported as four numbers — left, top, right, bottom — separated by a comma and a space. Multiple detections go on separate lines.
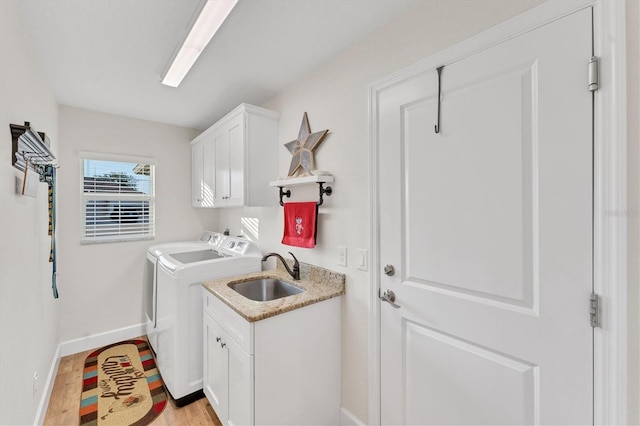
154, 235, 261, 405
145, 231, 225, 353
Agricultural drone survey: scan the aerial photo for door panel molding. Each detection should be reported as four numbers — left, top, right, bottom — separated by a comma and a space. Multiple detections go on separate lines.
400, 62, 539, 310
402, 319, 539, 424
369, 1, 627, 424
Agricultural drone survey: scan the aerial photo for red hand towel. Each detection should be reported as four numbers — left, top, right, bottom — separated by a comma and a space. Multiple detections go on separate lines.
282, 202, 317, 248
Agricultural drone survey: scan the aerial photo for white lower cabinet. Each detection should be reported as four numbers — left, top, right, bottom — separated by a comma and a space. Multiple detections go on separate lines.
203, 309, 253, 426
202, 288, 341, 426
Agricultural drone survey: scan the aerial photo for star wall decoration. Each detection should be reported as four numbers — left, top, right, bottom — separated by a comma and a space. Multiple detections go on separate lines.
285, 112, 329, 177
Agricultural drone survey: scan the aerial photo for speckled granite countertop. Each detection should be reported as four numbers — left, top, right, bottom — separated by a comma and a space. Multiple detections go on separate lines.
202, 261, 345, 322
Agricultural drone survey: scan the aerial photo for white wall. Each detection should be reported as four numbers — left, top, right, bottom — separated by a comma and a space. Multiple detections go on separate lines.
56, 106, 214, 342
0, 2, 60, 424
215, 0, 546, 422
626, 0, 640, 423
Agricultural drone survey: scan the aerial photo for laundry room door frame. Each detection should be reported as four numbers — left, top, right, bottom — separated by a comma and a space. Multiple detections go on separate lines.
368, 0, 628, 424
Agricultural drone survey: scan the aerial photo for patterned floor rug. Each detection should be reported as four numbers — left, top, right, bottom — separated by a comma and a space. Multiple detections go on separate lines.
79, 339, 167, 426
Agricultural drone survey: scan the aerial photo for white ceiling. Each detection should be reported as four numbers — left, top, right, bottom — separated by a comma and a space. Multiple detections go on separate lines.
19, 0, 421, 130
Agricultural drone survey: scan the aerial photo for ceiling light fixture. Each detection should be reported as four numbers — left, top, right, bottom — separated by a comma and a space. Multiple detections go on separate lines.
161, 0, 238, 88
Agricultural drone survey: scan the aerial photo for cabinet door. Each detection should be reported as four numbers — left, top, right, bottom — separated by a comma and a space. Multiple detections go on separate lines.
213, 113, 245, 207
191, 141, 204, 207
228, 336, 254, 426
213, 128, 229, 206
192, 136, 214, 207
203, 312, 228, 422
226, 114, 245, 207
201, 137, 214, 207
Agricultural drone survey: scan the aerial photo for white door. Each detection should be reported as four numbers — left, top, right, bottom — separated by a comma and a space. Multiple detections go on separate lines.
378, 8, 593, 425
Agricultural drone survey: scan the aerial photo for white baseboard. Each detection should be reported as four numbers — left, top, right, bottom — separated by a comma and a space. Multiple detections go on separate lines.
59, 322, 146, 357
340, 407, 366, 426
33, 344, 61, 426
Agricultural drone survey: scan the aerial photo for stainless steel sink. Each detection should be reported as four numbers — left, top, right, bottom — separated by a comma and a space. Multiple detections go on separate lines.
229, 278, 304, 302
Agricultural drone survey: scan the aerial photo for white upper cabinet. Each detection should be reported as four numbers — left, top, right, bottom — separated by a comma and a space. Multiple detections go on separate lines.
191, 104, 279, 208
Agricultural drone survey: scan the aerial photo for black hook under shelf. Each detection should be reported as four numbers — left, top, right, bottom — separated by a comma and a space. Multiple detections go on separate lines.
317, 182, 332, 206
277, 182, 332, 206
278, 186, 291, 206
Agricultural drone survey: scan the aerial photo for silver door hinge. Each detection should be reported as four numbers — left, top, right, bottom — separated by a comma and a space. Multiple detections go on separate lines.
590, 292, 600, 328
588, 56, 599, 92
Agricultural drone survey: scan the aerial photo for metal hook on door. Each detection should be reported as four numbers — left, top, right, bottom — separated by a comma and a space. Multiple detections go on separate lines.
434, 65, 444, 134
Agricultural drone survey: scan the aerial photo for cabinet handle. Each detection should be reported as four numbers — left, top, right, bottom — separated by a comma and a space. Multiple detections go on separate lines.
216, 337, 221, 342
220, 342, 226, 348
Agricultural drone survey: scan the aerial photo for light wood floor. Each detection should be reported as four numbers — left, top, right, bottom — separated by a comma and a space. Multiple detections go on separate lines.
43, 343, 221, 426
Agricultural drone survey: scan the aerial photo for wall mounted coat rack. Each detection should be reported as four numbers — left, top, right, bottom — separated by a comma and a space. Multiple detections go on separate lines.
9, 122, 59, 298
10, 122, 56, 171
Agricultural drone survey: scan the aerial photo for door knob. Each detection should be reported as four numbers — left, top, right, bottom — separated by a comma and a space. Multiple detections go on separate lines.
379, 289, 401, 308
383, 264, 395, 276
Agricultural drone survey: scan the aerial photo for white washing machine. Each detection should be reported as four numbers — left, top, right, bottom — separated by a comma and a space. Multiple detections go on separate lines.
144, 231, 225, 353
153, 234, 261, 405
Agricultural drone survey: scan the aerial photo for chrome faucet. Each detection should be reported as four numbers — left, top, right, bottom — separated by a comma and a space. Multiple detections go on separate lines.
262, 252, 300, 281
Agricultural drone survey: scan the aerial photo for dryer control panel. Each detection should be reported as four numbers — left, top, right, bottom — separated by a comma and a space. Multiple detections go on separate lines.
200, 231, 224, 246
199, 231, 261, 258
222, 238, 249, 254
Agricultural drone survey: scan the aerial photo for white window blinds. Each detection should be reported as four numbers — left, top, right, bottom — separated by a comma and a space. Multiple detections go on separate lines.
82, 158, 155, 243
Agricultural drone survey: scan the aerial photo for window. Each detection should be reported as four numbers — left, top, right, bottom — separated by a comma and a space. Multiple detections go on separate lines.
81, 155, 155, 243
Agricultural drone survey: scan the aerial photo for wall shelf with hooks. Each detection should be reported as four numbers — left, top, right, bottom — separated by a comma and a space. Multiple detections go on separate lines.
269, 174, 334, 206
9, 122, 59, 298
9, 122, 56, 171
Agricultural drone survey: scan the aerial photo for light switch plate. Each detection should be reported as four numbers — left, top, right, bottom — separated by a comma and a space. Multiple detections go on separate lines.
337, 246, 347, 267
356, 249, 368, 271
